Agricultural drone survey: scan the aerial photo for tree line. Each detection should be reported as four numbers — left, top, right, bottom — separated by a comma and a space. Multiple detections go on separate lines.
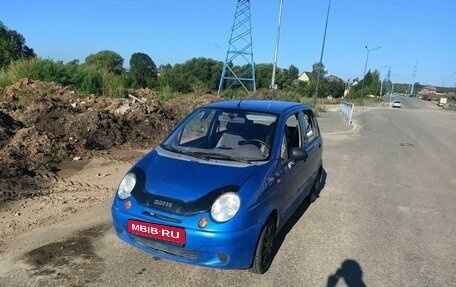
346, 70, 424, 98
0, 21, 359, 100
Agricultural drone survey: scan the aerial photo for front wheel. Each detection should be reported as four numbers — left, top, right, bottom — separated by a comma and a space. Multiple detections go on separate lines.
250, 219, 276, 274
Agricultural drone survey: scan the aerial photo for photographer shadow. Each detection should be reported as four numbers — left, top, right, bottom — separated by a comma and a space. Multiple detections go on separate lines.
327, 259, 367, 287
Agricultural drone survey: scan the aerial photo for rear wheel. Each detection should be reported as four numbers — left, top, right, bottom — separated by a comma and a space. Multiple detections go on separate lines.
250, 219, 276, 274
307, 167, 322, 204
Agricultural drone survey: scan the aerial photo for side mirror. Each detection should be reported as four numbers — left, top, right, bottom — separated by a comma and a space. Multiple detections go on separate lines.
291, 148, 308, 162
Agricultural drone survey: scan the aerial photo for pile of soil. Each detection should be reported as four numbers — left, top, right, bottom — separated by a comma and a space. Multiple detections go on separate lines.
0, 78, 217, 202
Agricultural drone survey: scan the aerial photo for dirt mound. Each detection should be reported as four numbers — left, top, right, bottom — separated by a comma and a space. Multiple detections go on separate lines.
0, 111, 24, 148
0, 78, 217, 203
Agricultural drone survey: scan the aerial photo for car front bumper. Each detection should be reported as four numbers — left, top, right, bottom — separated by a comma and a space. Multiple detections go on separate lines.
111, 203, 262, 270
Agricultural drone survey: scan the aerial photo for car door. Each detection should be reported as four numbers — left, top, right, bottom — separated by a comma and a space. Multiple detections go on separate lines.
301, 109, 323, 188
279, 111, 309, 221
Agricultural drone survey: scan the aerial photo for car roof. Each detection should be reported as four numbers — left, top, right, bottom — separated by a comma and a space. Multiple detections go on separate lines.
203, 100, 309, 114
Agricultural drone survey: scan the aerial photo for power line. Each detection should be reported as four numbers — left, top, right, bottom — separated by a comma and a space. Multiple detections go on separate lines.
360, 0, 456, 13
330, 8, 455, 27
82, 0, 182, 6
295, 2, 456, 27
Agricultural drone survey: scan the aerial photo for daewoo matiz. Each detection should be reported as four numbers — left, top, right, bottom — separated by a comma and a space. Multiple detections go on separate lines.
111, 100, 323, 274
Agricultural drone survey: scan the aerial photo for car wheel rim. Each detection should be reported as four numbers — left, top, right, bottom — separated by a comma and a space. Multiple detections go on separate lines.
261, 224, 274, 268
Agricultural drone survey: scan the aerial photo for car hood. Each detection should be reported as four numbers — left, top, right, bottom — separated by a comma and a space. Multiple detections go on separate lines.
134, 149, 258, 203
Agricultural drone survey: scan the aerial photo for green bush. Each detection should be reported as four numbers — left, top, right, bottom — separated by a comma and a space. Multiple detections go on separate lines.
159, 84, 173, 101
0, 69, 11, 88
4, 58, 75, 87
0, 58, 132, 97
101, 71, 127, 98
6, 58, 39, 82
78, 66, 103, 95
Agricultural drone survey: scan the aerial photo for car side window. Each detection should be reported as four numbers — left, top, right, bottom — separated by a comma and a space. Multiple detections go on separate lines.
281, 113, 302, 161
302, 110, 318, 143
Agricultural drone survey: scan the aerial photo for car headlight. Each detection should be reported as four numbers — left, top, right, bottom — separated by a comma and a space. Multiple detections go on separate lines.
211, 192, 241, 222
117, 172, 137, 200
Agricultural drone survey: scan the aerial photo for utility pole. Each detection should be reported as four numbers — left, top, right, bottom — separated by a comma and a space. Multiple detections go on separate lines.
410, 60, 418, 95
390, 83, 394, 103
386, 66, 392, 96
271, 0, 284, 90
360, 45, 381, 98
379, 65, 389, 99
441, 76, 447, 88
314, 0, 332, 105
453, 71, 456, 92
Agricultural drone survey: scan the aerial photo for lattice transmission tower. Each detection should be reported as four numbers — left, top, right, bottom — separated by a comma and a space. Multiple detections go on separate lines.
218, 0, 256, 96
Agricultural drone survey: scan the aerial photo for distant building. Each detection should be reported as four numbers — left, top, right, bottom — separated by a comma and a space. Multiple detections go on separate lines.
420, 86, 437, 95
419, 86, 437, 101
325, 75, 344, 83
297, 72, 312, 82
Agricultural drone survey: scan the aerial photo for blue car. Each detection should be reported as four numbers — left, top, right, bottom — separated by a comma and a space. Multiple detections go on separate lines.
111, 100, 323, 274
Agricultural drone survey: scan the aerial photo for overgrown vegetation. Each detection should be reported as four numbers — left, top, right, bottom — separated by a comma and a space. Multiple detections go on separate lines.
0, 55, 350, 101
0, 21, 349, 101
1, 20, 418, 103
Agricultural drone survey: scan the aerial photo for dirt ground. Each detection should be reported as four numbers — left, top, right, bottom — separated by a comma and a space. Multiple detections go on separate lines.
0, 79, 216, 246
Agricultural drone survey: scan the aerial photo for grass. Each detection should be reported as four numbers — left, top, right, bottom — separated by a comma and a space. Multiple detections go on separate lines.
445, 98, 456, 111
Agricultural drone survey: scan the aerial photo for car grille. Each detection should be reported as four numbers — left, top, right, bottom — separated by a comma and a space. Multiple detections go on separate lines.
141, 211, 182, 224
131, 235, 197, 260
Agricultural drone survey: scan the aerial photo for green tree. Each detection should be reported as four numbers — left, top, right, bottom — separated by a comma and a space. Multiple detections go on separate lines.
364, 70, 380, 96
129, 52, 157, 89
0, 21, 35, 69
392, 83, 411, 94
255, 64, 273, 89
158, 66, 192, 93
158, 58, 222, 93
85, 50, 124, 74
311, 62, 327, 80
326, 79, 345, 98
71, 64, 103, 95
348, 70, 380, 98
305, 62, 328, 98
183, 57, 223, 91
282, 64, 299, 88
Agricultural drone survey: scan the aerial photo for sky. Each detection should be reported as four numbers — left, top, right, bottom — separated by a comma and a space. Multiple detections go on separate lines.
1, 0, 455, 87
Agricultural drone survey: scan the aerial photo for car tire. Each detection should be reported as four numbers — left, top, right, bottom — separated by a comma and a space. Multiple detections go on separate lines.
307, 168, 322, 204
250, 218, 276, 274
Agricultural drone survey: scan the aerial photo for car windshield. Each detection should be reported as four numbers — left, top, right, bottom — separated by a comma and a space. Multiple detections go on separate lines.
161, 108, 278, 162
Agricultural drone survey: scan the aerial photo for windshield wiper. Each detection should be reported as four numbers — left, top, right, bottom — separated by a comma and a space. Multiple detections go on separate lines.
160, 144, 185, 155
160, 145, 250, 163
191, 152, 251, 164
161, 145, 211, 160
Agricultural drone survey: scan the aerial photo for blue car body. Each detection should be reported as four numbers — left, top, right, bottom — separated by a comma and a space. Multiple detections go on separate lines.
111, 100, 323, 273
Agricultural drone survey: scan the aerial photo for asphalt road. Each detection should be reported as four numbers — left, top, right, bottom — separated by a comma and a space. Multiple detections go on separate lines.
1, 98, 455, 287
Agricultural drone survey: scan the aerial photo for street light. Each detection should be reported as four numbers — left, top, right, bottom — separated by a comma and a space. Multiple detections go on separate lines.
360, 45, 381, 98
